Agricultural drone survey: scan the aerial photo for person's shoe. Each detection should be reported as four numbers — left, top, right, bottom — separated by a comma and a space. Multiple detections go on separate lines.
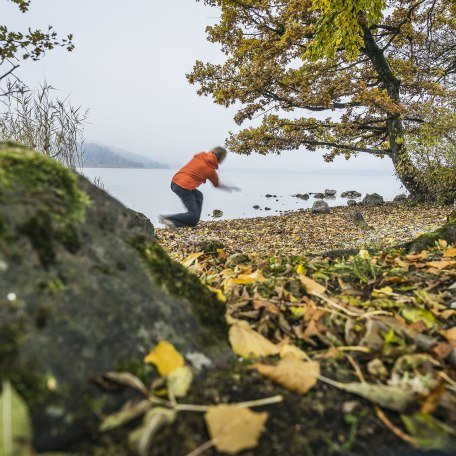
158, 215, 177, 229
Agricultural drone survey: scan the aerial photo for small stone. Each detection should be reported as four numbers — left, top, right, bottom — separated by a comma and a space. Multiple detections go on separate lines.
265, 207, 271, 211
325, 189, 337, 196
311, 200, 330, 214
185, 351, 212, 371
265, 194, 273, 198
253, 205, 260, 209
347, 199, 357, 206
293, 193, 309, 200
7, 292, 16, 301
362, 193, 384, 206
212, 209, 223, 218
341, 190, 362, 198
342, 401, 360, 414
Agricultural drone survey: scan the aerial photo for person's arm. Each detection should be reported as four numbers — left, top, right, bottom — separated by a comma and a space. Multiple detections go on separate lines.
208, 169, 219, 187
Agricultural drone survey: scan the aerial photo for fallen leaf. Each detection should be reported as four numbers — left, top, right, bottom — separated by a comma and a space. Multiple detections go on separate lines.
167, 365, 193, 398
426, 260, 456, 270
401, 412, 456, 452
103, 372, 149, 396
0, 381, 32, 454
229, 321, 279, 358
406, 251, 429, 262
182, 251, 204, 267
443, 247, 456, 257
299, 274, 326, 295
278, 343, 309, 360
402, 307, 436, 329
253, 355, 320, 395
444, 326, 456, 347
204, 405, 268, 454
129, 407, 176, 456
231, 270, 265, 285
100, 399, 152, 432
320, 377, 416, 412
144, 340, 184, 376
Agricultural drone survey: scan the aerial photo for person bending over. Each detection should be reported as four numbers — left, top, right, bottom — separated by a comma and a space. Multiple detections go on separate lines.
159, 146, 239, 228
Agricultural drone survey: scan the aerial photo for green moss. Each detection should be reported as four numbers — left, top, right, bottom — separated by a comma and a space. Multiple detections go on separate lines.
0, 144, 88, 224
129, 235, 227, 341
0, 144, 87, 265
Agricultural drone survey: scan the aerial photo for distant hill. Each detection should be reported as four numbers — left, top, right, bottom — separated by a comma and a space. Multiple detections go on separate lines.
82, 143, 169, 169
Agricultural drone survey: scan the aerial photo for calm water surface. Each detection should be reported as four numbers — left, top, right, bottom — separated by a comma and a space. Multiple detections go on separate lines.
82, 168, 405, 226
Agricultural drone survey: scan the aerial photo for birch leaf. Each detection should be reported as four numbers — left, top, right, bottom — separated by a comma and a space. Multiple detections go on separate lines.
167, 366, 193, 398
182, 252, 204, 267
204, 404, 268, 454
144, 340, 184, 376
253, 355, 320, 394
229, 321, 279, 358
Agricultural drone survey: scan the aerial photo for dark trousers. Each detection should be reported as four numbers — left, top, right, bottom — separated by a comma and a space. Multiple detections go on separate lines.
167, 182, 204, 227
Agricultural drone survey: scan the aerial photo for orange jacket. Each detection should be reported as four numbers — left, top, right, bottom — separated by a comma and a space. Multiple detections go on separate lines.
172, 152, 219, 190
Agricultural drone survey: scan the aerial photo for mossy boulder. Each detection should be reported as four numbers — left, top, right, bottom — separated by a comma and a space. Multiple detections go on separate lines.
0, 144, 227, 451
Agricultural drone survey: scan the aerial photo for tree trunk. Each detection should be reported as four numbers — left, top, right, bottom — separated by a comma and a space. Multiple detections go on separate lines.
360, 23, 429, 198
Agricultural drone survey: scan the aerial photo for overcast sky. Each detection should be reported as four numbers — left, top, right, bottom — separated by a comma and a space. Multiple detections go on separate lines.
2, 0, 394, 172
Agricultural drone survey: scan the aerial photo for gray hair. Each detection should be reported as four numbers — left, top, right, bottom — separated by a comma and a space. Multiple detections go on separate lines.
211, 146, 227, 163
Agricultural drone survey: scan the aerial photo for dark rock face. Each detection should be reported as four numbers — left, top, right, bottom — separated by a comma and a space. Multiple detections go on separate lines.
311, 200, 330, 214
341, 191, 362, 198
362, 193, 384, 206
393, 194, 408, 203
0, 145, 226, 451
347, 199, 357, 206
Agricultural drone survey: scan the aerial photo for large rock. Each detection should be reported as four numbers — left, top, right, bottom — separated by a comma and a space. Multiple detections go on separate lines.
362, 193, 384, 206
324, 189, 337, 196
311, 200, 330, 214
0, 145, 226, 451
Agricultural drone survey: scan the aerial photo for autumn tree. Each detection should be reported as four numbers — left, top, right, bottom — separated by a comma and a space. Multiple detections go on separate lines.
1, 0, 74, 95
189, 0, 455, 201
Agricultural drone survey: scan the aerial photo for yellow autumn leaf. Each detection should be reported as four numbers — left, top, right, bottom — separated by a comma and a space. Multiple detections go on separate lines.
167, 365, 193, 398
296, 263, 306, 274
443, 247, 456, 258
278, 343, 310, 361
253, 355, 320, 395
144, 340, 184, 376
299, 274, 326, 295
204, 404, 268, 454
231, 270, 265, 285
229, 321, 279, 358
289, 306, 306, 317
437, 239, 448, 249
182, 252, 204, 267
207, 285, 226, 303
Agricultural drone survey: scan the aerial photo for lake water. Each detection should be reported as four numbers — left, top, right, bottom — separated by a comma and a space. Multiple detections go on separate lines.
82, 168, 405, 226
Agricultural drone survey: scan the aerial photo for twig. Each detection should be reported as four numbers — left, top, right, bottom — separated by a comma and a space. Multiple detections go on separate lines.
438, 371, 456, 389
345, 354, 366, 383
236, 395, 283, 408
185, 439, 215, 456
374, 405, 417, 447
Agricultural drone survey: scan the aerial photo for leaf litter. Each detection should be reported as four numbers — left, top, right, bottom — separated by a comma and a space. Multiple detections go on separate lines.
155, 206, 456, 452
